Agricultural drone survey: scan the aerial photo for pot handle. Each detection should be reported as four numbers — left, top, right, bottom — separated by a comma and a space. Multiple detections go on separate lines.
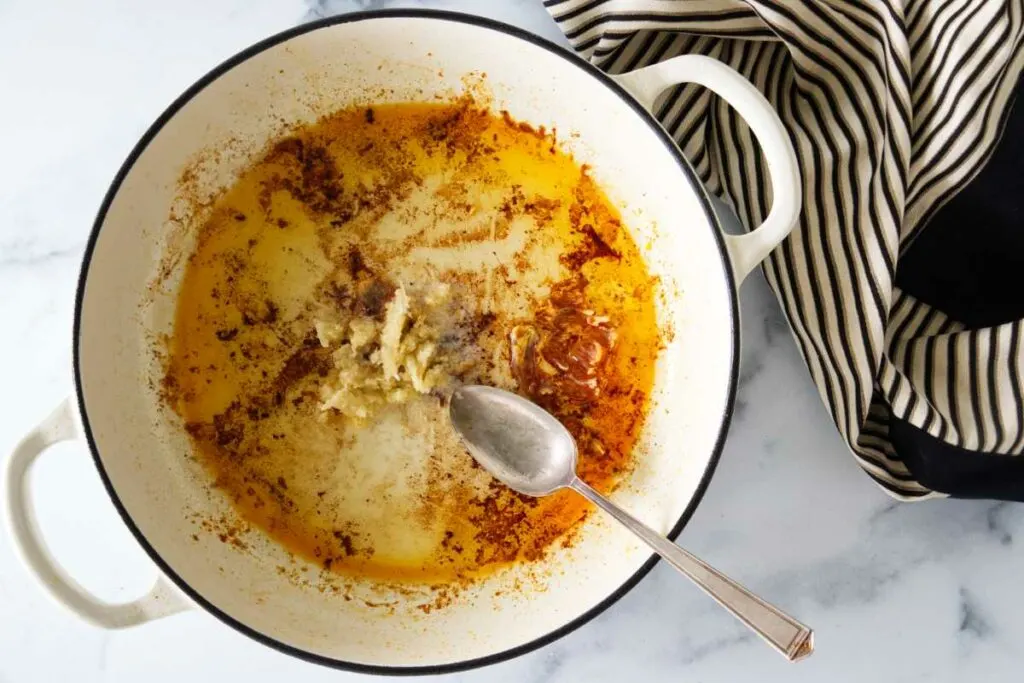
4, 397, 190, 629
613, 54, 801, 282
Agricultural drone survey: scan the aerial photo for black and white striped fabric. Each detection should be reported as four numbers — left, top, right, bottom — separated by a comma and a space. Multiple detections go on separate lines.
544, 0, 1024, 500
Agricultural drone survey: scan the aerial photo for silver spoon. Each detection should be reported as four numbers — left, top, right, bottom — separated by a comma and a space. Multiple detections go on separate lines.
449, 384, 813, 662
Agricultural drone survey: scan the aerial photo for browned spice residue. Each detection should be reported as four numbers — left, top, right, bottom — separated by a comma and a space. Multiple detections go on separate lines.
162, 97, 661, 591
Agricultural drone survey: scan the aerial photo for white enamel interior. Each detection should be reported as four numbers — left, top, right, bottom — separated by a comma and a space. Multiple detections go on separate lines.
75, 15, 736, 668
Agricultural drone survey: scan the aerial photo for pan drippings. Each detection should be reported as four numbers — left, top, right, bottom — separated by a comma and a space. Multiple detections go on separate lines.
162, 99, 661, 584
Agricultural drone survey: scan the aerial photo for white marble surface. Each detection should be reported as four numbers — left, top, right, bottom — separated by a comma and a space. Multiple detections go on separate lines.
2, 1, 1023, 681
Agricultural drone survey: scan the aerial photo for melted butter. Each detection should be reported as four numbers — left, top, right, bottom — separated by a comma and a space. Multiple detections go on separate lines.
164, 101, 661, 583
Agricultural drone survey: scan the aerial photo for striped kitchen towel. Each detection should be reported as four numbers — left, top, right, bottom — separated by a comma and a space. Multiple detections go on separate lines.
544, 0, 1024, 500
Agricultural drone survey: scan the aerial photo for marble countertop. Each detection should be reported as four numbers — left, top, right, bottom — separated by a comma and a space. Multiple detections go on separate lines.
2, 1, 1022, 681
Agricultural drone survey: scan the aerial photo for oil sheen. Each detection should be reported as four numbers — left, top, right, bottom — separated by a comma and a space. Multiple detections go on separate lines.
163, 100, 661, 584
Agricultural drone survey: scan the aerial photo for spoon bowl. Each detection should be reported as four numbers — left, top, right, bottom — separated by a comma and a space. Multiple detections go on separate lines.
449, 385, 578, 496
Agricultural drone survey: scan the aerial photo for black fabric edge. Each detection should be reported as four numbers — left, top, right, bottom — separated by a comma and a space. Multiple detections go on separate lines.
890, 415, 1024, 502
71, 8, 740, 675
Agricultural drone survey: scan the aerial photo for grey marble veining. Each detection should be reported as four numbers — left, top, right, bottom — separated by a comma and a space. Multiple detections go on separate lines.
1, 1, 1023, 682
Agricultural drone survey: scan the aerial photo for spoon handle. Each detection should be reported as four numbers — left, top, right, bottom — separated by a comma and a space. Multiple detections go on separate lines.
569, 478, 813, 662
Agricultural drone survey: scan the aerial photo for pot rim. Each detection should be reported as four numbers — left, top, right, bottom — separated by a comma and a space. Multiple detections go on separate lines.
71, 8, 740, 676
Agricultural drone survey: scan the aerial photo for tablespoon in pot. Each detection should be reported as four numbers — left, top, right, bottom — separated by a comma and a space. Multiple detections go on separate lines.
448, 384, 813, 662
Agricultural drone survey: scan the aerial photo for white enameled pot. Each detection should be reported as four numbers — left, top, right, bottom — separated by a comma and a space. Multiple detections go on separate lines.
4, 10, 799, 674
